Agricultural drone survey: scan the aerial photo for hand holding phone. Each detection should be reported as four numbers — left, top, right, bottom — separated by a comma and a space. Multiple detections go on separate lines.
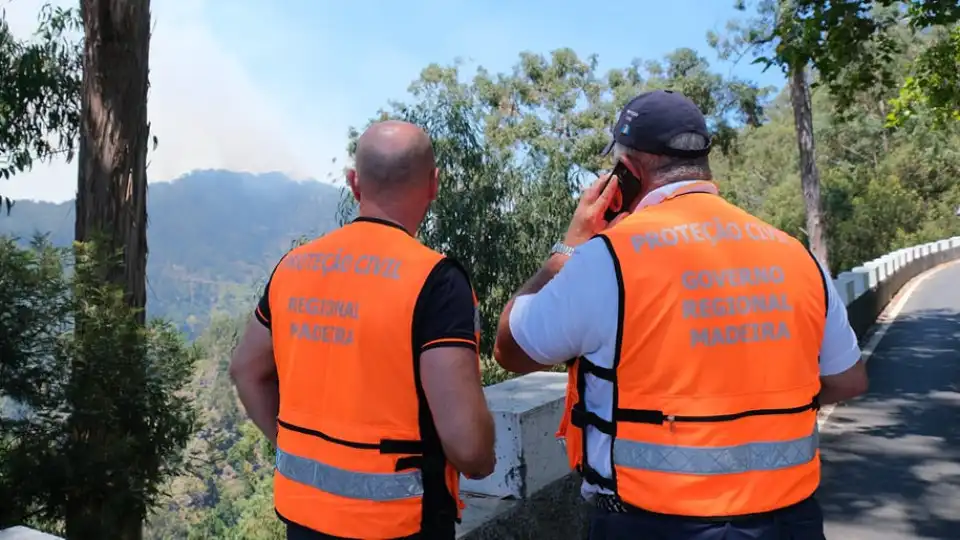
603, 162, 643, 223
564, 171, 631, 247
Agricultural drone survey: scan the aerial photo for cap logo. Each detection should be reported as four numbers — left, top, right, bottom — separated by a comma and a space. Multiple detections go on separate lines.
620, 125, 630, 135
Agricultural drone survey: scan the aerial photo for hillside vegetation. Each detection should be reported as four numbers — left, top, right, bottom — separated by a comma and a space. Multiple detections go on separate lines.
0, 170, 341, 338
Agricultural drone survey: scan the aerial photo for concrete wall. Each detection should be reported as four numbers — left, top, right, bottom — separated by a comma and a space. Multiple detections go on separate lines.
6, 237, 960, 540
456, 235, 960, 540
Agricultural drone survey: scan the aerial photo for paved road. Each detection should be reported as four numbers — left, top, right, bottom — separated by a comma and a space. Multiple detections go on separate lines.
820, 261, 960, 539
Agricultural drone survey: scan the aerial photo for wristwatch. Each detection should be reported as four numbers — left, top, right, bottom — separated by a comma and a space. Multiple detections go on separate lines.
550, 241, 576, 257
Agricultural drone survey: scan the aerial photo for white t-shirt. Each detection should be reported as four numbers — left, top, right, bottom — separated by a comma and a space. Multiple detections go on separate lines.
508, 181, 862, 498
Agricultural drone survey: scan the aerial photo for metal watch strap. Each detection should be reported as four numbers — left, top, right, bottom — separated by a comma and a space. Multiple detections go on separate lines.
550, 241, 576, 257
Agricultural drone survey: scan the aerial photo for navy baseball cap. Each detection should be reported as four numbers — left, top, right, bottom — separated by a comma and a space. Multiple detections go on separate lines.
601, 89, 712, 158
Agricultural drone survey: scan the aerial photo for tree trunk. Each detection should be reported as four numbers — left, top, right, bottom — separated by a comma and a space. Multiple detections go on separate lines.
789, 65, 830, 272
68, 1, 150, 539
75, 0, 150, 315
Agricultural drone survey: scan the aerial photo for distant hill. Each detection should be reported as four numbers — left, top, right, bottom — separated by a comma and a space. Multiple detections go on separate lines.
0, 170, 342, 337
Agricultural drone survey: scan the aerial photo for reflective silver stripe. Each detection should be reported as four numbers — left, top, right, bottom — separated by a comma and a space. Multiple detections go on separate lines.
613, 427, 818, 476
276, 449, 424, 501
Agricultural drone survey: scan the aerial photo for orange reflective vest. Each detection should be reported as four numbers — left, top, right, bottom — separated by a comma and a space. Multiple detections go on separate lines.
557, 182, 827, 517
268, 217, 478, 538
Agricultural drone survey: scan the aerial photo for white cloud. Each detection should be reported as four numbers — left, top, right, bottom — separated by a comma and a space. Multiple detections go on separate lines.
2, 0, 346, 203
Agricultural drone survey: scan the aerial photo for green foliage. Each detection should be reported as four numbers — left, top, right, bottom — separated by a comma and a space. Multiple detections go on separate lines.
345, 49, 767, 356
0, 5, 81, 207
721, 1, 960, 122
142, 314, 284, 540
185, 422, 283, 540
714, 69, 960, 273
0, 235, 71, 529
888, 25, 960, 126
0, 237, 198, 535
62, 244, 198, 536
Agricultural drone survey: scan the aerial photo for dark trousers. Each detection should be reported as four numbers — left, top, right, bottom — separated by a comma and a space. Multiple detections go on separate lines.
588, 496, 826, 540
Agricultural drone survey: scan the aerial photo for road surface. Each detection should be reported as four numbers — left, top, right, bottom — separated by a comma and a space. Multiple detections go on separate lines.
820, 261, 960, 539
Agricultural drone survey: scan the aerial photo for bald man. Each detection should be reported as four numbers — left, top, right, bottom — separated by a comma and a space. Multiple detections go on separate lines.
230, 120, 496, 540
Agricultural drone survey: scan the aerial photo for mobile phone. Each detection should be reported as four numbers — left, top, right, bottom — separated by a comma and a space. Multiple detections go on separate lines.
603, 162, 643, 223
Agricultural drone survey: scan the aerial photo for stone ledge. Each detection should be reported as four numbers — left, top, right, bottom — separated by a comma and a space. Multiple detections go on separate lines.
457, 473, 590, 540
459, 371, 568, 499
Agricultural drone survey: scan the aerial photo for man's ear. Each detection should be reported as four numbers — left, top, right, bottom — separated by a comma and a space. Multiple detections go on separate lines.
346, 169, 361, 202
622, 156, 643, 181
622, 157, 648, 194
428, 167, 439, 202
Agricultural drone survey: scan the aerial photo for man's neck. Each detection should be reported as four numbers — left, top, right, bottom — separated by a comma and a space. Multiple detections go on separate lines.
356, 202, 418, 236
631, 179, 717, 212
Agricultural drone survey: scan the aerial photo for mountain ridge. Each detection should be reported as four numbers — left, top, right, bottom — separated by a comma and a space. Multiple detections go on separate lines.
0, 170, 343, 337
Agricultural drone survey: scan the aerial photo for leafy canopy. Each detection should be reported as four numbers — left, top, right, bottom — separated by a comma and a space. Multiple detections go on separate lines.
0, 5, 81, 210
0, 237, 198, 533
714, 1, 960, 123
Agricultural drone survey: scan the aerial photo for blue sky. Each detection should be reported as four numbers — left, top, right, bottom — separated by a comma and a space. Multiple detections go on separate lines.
4, 0, 785, 202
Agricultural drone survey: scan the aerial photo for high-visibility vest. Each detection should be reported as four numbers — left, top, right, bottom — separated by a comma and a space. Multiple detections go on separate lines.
557, 182, 828, 517
268, 217, 478, 538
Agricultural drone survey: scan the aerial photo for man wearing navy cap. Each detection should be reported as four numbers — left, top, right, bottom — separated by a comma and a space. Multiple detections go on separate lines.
493, 90, 867, 539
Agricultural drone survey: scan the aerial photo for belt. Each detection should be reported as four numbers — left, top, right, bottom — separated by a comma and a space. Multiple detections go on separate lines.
595, 494, 629, 514
594, 494, 813, 523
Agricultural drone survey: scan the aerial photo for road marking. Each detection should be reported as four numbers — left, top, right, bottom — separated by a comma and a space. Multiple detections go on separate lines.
818, 259, 960, 427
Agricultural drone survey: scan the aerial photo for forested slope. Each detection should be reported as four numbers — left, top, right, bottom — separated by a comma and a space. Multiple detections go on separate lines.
0, 171, 341, 338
